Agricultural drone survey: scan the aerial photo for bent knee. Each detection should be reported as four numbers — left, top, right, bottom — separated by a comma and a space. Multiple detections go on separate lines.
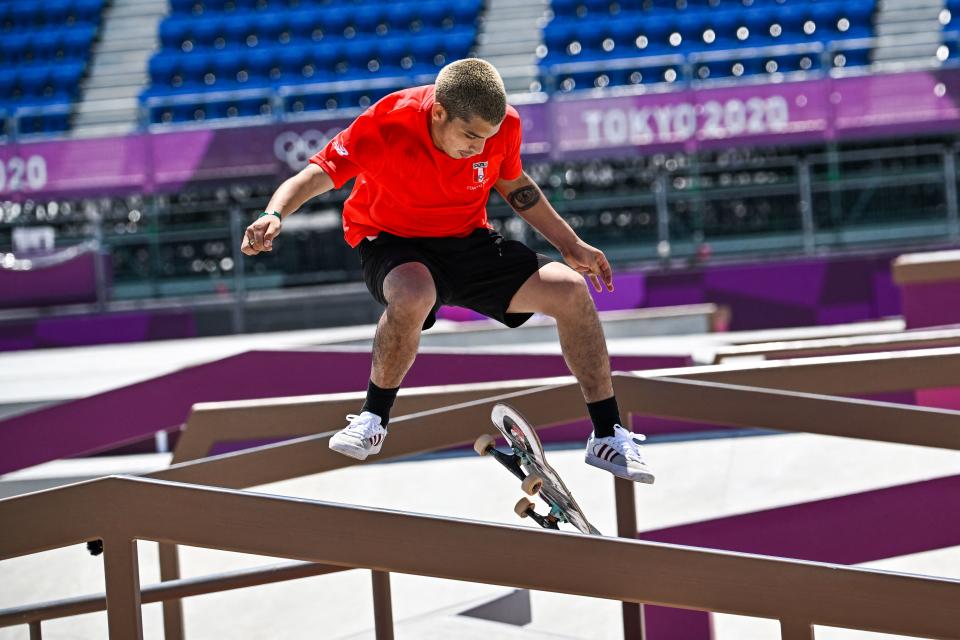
541, 266, 593, 316
383, 262, 437, 314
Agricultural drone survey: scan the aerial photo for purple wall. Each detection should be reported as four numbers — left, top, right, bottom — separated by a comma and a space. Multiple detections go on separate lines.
440, 250, 903, 331
0, 248, 101, 310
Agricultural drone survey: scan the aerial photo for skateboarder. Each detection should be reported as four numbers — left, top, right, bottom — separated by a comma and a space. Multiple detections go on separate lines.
242, 59, 654, 484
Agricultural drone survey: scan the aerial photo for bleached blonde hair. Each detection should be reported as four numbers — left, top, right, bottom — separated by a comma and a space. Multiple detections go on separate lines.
435, 58, 507, 125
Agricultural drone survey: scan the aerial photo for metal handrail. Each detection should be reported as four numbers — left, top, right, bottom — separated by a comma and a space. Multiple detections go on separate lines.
0, 560, 347, 627
1, 474, 959, 639
5, 348, 960, 638
710, 326, 960, 362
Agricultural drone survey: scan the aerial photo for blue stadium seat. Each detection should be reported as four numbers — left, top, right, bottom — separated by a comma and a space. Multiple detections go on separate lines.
277, 46, 311, 83
378, 35, 412, 70
453, 0, 482, 27
694, 59, 735, 81
642, 15, 675, 51
443, 28, 473, 61
181, 51, 213, 87
149, 54, 181, 88
160, 18, 190, 50
31, 31, 64, 62
11, 3, 42, 28
304, 40, 336, 76
0, 32, 30, 64
19, 66, 52, 102
192, 15, 224, 49
544, 20, 576, 59
322, 7, 352, 39
290, 8, 323, 41
844, 0, 875, 37
834, 44, 871, 67
51, 62, 84, 100
74, 0, 103, 25
0, 69, 18, 103
572, 20, 610, 56
211, 52, 244, 86
231, 0, 262, 13
410, 32, 443, 71
223, 13, 257, 47
584, 0, 614, 17
709, 10, 741, 46
256, 11, 289, 45
44, 0, 73, 25
420, 0, 454, 30
385, 3, 417, 33
551, 0, 581, 19
610, 17, 642, 55
354, 5, 385, 36
65, 24, 96, 55
777, 5, 812, 42
810, 2, 843, 41
170, 0, 198, 15
244, 47, 277, 82
675, 13, 709, 50
744, 7, 778, 45
344, 36, 377, 75
202, 0, 229, 13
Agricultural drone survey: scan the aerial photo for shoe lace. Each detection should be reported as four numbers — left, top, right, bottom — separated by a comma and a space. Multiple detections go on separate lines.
611, 427, 647, 463
344, 413, 381, 439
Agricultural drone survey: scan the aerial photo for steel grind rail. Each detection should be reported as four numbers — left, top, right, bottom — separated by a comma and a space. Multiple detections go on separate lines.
2, 475, 960, 640
171, 347, 960, 465
9, 348, 960, 638
149, 348, 960, 639
0, 561, 348, 628
709, 328, 960, 362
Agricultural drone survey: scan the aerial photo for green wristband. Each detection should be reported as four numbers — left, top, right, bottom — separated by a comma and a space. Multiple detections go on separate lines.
258, 211, 282, 221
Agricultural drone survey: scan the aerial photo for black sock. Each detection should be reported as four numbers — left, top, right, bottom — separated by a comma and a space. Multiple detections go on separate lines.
587, 396, 621, 438
361, 379, 399, 427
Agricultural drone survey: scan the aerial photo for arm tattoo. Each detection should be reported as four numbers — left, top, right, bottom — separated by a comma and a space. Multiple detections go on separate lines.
507, 185, 541, 212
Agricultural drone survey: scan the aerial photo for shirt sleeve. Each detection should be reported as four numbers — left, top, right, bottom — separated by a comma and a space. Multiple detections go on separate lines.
309, 108, 385, 189
498, 109, 523, 182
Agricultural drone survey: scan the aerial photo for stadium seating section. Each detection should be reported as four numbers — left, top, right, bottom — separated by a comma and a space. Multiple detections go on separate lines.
943, 0, 959, 61
0, 0, 102, 134
541, 0, 877, 90
142, 0, 483, 124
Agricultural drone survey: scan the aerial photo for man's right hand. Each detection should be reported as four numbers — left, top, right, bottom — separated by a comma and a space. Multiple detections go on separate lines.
241, 214, 282, 256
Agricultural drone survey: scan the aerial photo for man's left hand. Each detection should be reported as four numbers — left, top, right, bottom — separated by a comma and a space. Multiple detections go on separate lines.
561, 240, 614, 293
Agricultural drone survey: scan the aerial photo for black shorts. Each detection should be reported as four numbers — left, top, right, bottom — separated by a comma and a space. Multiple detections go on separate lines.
357, 228, 553, 330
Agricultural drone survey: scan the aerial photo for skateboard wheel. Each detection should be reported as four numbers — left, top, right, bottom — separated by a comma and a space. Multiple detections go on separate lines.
473, 433, 496, 456
514, 497, 535, 518
521, 474, 543, 496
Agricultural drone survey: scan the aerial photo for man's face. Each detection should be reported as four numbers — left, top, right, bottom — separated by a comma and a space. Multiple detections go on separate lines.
430, 104, 502, 160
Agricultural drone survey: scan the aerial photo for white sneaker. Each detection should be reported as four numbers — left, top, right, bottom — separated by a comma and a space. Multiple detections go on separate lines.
585, 425, 655, 484
328, 412, 388, 460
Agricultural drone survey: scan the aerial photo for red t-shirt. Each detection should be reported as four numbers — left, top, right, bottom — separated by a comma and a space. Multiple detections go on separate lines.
309, 85, 523, 248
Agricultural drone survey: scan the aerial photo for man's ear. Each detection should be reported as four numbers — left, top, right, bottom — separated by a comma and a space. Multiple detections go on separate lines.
431, 102, 447, 123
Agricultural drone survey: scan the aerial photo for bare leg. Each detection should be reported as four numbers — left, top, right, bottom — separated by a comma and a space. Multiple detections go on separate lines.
507, 262, 613, 402
370, 262, 436, 388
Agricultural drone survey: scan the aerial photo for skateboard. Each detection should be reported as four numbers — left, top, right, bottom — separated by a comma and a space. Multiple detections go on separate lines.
474, 403, 601, 536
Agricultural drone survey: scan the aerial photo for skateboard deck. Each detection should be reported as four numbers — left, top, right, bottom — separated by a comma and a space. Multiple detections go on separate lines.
475, 403, 601, 536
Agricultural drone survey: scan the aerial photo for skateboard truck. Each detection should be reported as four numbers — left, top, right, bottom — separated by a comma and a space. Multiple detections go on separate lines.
476, 404, 602, 536
475, 432, 578, 532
